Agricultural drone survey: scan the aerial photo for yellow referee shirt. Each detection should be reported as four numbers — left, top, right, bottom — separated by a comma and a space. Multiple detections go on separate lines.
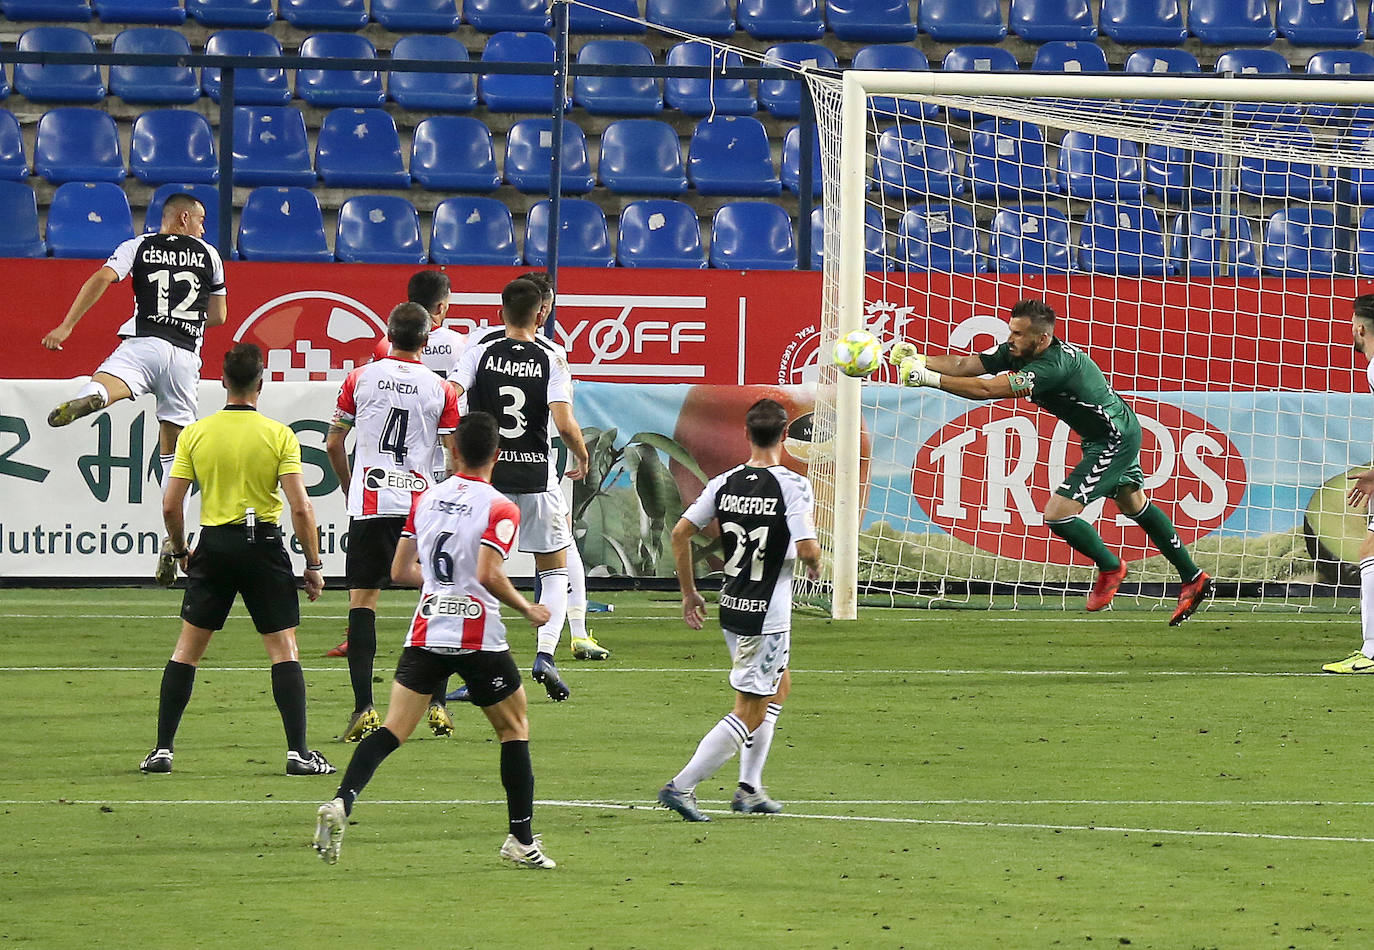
170, 405, 302, 527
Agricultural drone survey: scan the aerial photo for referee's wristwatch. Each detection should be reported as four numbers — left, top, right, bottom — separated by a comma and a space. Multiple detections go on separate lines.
305, 562, 324, 572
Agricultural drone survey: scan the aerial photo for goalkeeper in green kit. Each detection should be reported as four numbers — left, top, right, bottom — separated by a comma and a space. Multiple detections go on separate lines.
894, 298, 1212, 624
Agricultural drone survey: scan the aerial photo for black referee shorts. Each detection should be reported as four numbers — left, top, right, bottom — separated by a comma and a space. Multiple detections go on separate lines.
394, 646, 522, 707
346, 516, 406, 590
181, 524, 299, 634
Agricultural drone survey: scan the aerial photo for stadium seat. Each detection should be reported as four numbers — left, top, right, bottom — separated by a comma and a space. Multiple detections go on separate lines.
504, 118, 594, 194
280, 0, 367, 29
15, 27, 105, 103
464, 0, 548, 32
0, 65, 8, 101
1031, 41, 1109, 74
1144, 142, 1188, 203
989, 206, 1073, 273
874, 124, 964, 198
387, 35, 477, 112
187, 0, 274, 26
110, 28, 199, 105
569, 0, 646, 34
1278, 0, 1363, 46
688, 116, 781, 196
1307, 50, 1374, 122
316, 109, 409, 189
1169, 210, 1260, 276
296, 34, 385, 108
130, 110, 219, 185
1009, 0, 1096, 41
480, 32, 558, 113
781, 125, 821, 197
230, 106, 316, 187
759, 43, 839, 119
408, 116, 500, 191
237, 186, 332, 262
202, 31, 292, 106
617, 199, 706, 268
738, 0, 825, 40
1263, 208, 1336, 276
524, 199, 614, 268
1356, 208, 1374, 276
1056, 132, 1143, 199
852, 45, 936, 121
808, 204, 889, 270
825, 0, 916, 41
598, 120, 687, 196
1188, 0, 1276, 44
96, 0, 186, 23
2, 0, 91, 20
145, 182, 225, 251
0, 110, 28, 181
46, 182, 134, 259
1077, 203, 1169, 276
896, 205, 983, 273
941, 46, 1018, 123
574, 40, 662, 116
1240, 126, 1334, 201
710, 202, 796, 270
665, 42, 756, 116
1122, 48, 1203, 122
645, 0, 734, 37
0, 182, 46, 257
918, 0, 1006, 41
969, 119, 1057, 199
429, 196, 520, 265
335, 195, 426, 264
371, 0, 459, 30
1099, 0, 1186, 44
1212, 50, 1298, 124
34, 108, 123, 184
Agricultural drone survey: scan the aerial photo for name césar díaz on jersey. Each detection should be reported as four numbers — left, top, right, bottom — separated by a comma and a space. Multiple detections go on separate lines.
139, 247, 209, 268
419, 593, 485, 620
717, 494, 780, 516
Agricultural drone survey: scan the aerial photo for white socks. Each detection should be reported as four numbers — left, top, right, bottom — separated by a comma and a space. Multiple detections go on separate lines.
739, 703, 781, 791
673, 713, 749, 792
159, 453, 176, 489
1361, 557, 1374, 658
77, 379, 109, 405
566, 539, 588, 639
535, 568, 569, 656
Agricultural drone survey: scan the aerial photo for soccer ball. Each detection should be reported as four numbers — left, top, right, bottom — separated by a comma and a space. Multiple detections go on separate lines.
831, 330, 883, 378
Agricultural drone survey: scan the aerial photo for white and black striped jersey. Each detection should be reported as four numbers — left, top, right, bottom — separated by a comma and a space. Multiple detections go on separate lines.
106, 232, 226, 354
450, 329, 572, 495
684, 464, 817, 636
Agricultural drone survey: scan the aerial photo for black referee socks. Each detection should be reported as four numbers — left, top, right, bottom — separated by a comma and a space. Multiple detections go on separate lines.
346, 607, 377, 712
270, 660, 308, 754
155, 660, 196, 751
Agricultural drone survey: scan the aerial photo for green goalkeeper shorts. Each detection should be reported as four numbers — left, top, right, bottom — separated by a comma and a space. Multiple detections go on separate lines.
1054, 416, 1145, 506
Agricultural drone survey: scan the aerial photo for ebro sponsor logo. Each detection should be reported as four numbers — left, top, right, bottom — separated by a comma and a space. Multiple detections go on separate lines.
234, 291, 387, 382
363, 468, 429, 493
420, 594, 485, 620
912, 398, 1246, 565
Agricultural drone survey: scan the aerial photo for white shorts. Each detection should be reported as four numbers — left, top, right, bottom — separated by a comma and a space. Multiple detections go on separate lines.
723, 628, 790, 697
96, 336, 201, 427
511, 490, 571, 554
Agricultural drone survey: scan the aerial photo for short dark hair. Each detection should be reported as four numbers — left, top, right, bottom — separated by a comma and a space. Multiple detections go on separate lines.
387, 302, 431, 351
1010, 299, 1057, 335
162, 192, 204, 222
223, 343, 263, 393
501, 277, 543, 328
456, 411, 500, 468
745, 398, 788, 449
519, 271, 555, 301
407, 270, 451, 314
1356, 295, 1374, 329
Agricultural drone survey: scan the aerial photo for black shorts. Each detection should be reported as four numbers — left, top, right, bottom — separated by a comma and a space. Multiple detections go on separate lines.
346, 516, 406, 590
181, 524, 299, 634
394, 646, 521, 707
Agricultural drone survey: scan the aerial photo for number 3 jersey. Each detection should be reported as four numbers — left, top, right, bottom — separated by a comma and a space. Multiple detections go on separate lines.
683, 464, 817, 636
402, 473, 521, 652
106, 232, 226, 355
334, 356, 460, 518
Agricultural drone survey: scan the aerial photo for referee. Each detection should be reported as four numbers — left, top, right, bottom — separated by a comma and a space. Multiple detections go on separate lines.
139, 343, 335, 777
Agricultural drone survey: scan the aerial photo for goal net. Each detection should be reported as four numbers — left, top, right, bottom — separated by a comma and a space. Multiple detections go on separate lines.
800, 70, 1374, 618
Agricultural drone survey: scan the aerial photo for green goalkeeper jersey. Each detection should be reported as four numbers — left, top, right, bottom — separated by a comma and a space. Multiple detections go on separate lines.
979, 337, 1135, 443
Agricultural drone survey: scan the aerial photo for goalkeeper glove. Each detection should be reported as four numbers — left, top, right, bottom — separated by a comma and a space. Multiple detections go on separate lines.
898, 355, 942, 389
888, 340, 919, 365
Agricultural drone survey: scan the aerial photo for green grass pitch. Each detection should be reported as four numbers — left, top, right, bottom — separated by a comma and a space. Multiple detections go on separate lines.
3, 588, 1372, 949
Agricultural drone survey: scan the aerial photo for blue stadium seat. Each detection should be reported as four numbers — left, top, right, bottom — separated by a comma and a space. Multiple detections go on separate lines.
942, 46, 1018, 123
919, 0, 1005, 40
1263, 208, 1335, 276
569, 0, 646, 34
874, 124, 964, 198
237, 186, 332, 262
0, 182, 45, 257
110, 28, 199, 105
1357, 208, 1374, 276
646, 0, 734, 36
1347, 125, 1374, 201
96, 0, 185, 23
574, 40, 661, 116
896, 205, 983, 273
1144, 142, 1188, 203
1238, 124, 1334, 200
231, 106, 316, 187
2, 0, 91, 20
316, 108, 409, 189
187, 0, 274, 26
990, 206, 1073, 273
0, 110, 28, 181
781, 125, 821, 197
524, 199, 614, 268
1077, 203, 1169, 276
1123, 48, 1203, 122
598, 119, 686, 196
1278, 0, 1363, 45
429, 196, 520, 265
851, 45, 936, 120
969, 119, 1057, 199
1189, 0, 1275, 44
504, 118, 594, 194
1056, 131, 1143, 199
760, 42, 839, 119
1031, 41, 1109, 74
145, 183, 225, 251
297, 33, 385, 108
280, 0, 367, 29
408, 116, 500, 191
464, 0, 548, 32
47, 182, 134, 259
665, 42, 757, 116
15, 27, 105, 103
688, 115, 780, 197
370, 0, 459, 31
202, 31, 291, 106
1009, 0, 1095, 40
130, 110, 218, 185
826, 0, 916, 41
480, 32, 558, 113
808, 205, 888, 270
0, 64, 9, 100
388, 35, 476, 112
1169, 210, 1259, 276
335, 195, 426, 264
1212, 50, 1298, 123
710, 202, 796, 270
738, 0, 825, 40
1307, 50, 1374, 122
1099, 0, 1186, 44
34, 108, 123, 184
617, 199, 706, 268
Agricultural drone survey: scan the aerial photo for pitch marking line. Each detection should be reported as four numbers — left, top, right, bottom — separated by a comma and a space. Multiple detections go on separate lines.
0, 665, 1334, 677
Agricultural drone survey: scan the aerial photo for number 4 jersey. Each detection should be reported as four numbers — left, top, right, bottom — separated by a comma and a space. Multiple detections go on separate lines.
683, 464, 816, 636
335, 356, 460, 518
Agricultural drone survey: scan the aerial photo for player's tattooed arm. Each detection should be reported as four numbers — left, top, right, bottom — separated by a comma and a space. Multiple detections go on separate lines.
325, 423, 352, 500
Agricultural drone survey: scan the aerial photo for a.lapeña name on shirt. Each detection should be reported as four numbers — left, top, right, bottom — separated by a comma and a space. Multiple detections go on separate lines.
486, 357, 544, 378
140, 247, 207, 268
717, 494, 779, 516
